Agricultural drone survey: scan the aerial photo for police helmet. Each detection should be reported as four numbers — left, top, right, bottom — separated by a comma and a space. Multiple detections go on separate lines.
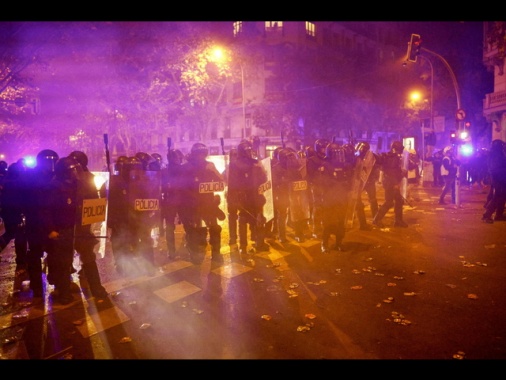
314, 139, 330, 159
326, 143, 346, 164
390, 141, 404, 154
69, 151, 89, 169
277, 148, 292, 169
229, 147, 239, 162
135, 152, 154, 170
272, 147, 284, 161
355, 141, 370, 158
54, 156, 83, 181
167, 149, 185, 166
443, 146, 453, 155
237, 139, 254, 160
304, 145, 316, 159
189, 143, 209, 162
36, 149, 59, 172
127, 156, 143, 171
114, 156, 128, 173
151, 153, 163, 164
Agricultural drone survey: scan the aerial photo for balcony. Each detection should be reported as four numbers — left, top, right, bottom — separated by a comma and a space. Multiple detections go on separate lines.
483, 89, 506, 117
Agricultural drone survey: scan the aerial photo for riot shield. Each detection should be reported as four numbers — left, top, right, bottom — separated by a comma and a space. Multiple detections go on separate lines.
288, 157, 310, 223
128, 169, 162, 237
90, 171, 109, 257
345, 150, 375, 229
259, 157, 274, 223
207, 155, 228, 227
288, 178, 311, 222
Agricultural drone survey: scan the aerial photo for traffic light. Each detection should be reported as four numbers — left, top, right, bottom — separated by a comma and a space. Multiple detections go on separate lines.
407, 34, 422, 62
450, 130, 457, 144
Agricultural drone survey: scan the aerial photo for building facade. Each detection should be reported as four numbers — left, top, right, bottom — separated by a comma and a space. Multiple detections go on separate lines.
483, 21, 506, 142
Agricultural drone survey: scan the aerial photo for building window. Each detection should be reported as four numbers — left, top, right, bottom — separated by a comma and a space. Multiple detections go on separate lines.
233, 82, 242, 100
305, 22, 316, 38
233, 21, 243, 37
265, 21, 282, 32
224, 117, 231, 139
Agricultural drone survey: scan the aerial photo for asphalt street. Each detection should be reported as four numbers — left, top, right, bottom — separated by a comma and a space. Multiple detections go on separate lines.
1, 181, 506, 360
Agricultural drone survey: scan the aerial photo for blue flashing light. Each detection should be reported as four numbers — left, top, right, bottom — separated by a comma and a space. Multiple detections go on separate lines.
460, 144, 473, 157
23, 156, 36, 168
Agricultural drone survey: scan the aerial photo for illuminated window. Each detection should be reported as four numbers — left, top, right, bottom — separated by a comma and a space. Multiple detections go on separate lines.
305, 22, 315, 37
265, 21, 282, 32
233, 21, 243, 37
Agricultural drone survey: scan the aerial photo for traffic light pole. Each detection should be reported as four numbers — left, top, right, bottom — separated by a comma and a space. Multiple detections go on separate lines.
421, 47, 463, 207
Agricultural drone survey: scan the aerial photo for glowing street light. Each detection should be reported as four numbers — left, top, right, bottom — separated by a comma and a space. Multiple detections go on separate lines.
211, 46, 246, 140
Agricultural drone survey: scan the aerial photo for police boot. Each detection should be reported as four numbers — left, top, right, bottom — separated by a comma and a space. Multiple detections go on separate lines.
165, 224, 177, 259
238, 219, 248, 253
81, 262, 108, 299
209, 225, 223, 263
277, 219, 287, 243
26, 251, 43, 297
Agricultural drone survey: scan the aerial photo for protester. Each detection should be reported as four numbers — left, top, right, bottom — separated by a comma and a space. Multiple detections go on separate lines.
438, 146, 459, 205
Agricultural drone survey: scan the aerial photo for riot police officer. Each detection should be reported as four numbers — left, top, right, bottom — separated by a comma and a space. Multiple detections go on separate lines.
0, 161, 28, 273
274, 148, 311, 243
227, 140, 270, 254
306, 138, 330, 238
161, 148, 185, 260
68, 151, 108, 299
108, 156, 136, 274
178, 143, 226, 264
224, 147, 240, 245
23, 149, 59, 298
44, 156, 83, 304
354, 141, 379, 230
320, 143, 353, 253
373, 141, 408, 228
130, 153, 161, 276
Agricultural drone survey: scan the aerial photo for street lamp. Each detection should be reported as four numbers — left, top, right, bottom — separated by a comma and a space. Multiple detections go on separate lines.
404, 43, 462, 206
211, 46, 246, 140
240, 62, 246, 139
421, 47, 462, 207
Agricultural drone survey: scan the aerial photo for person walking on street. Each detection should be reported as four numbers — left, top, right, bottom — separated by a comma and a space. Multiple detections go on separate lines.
373, 141, 409, 228
431, 149, 444, 188
482, 139, 506, 223
438, 146, 460, 205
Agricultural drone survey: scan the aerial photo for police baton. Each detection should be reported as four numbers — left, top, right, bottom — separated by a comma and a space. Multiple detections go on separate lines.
167, 137, 172, 165
104, 133, 111, 173
220, 137, 226, 155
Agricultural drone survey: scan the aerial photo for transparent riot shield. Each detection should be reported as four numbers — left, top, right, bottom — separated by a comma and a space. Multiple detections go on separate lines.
345, 150, 375, 229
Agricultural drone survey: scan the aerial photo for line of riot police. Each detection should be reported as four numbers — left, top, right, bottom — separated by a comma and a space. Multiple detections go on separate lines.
0, 149, 108, 304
